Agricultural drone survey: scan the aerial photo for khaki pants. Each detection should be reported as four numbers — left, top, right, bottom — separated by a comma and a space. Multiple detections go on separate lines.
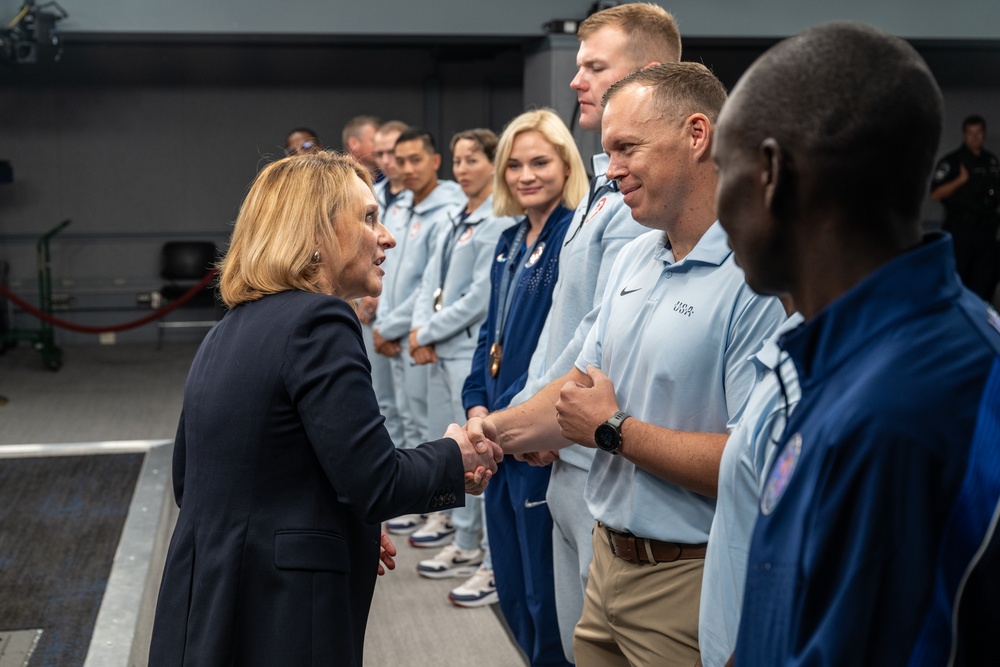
573, 522, 703, 667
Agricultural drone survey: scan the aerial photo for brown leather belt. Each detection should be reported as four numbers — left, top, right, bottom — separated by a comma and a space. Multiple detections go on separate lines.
601, 522, 707, 565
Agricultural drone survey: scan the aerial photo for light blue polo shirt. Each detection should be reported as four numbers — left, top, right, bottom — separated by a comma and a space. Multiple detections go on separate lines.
699, 312, 803, 667
511, 153, 646, 471
576, 222, 787, 544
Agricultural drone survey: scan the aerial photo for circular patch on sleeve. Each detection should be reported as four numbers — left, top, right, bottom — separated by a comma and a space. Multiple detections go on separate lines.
761, 432, 802, 515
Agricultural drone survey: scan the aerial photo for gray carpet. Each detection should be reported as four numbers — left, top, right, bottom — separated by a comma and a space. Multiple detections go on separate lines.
0, 454, 143, 667
365, 536, 526, 666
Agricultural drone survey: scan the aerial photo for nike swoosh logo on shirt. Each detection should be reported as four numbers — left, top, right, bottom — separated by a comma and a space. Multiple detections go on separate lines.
620, 287, 642, 296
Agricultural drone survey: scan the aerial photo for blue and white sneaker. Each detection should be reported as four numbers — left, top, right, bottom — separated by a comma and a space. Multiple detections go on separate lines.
385, 513, 427, 535
448, 567, 498, 608
408, 512, 456, 548
416, 544, 483, 579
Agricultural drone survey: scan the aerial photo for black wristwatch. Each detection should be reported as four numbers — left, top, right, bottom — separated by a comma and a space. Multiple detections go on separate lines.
595, 410, 630, 455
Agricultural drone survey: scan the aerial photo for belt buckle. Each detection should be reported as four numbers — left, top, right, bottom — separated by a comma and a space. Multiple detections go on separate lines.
605, 525, 637, 563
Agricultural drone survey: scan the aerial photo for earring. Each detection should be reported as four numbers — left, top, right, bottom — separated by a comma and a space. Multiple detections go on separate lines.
312, 250, 321, 263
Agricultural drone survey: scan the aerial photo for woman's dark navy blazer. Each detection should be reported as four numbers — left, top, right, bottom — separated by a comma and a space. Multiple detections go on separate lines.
148, 290, 464, 666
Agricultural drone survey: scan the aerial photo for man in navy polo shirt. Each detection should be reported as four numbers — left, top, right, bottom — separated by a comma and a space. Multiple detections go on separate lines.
713, 22, 1000, 665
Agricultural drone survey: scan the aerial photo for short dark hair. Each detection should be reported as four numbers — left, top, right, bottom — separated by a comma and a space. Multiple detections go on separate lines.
602, 62, 728, 124
285, 127, 320, 143
723, 22, 943, 223
395, 127, 437, 154
963, 115, 987, 132
450, 128, 499, 163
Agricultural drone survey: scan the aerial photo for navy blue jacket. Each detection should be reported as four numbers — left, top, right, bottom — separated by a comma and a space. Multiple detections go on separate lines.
736, 234, 1000, 666
149, 291, 464, 667
463, 205, 573, 412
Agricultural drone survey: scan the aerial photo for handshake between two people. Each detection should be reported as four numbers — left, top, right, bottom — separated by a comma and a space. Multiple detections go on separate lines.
443, 423, 504, 495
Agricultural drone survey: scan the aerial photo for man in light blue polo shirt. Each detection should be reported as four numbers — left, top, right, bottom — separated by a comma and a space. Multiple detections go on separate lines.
698, 310, 802, 667
503, 5, 680, 660
470, 64, 786, 665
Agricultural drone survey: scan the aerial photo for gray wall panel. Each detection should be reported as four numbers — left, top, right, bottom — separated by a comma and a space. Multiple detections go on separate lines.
1, 0, 997, 39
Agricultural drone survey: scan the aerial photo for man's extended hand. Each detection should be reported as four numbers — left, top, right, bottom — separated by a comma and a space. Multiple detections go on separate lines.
515, 450, 560, 467
555, 365, 617, 448
465, 414, 499, 460
372, 328, 401, 357
444, 422, 503, 495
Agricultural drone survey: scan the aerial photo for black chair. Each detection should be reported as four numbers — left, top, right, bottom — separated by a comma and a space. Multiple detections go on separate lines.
156, 241, 220, 347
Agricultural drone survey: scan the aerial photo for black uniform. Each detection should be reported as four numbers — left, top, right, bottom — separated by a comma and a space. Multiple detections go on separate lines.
931, 145, 1000, 300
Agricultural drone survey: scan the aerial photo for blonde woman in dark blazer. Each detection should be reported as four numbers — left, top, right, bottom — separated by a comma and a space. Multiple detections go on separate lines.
148, 152, 501, 667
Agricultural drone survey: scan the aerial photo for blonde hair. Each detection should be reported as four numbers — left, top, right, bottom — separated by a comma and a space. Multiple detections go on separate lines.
578, 3, 681, 66
218, 152, 371, 308
492, 109, 588, 218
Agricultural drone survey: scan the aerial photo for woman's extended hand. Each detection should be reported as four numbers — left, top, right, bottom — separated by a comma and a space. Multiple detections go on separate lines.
377, 531, 397, 576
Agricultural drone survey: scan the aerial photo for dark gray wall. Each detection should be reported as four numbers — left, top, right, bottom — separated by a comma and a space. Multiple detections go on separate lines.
1, 0, 999, 346
0, 38, 523, 343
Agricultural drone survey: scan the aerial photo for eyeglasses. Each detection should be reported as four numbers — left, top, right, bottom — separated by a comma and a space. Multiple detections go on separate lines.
285, 140, 316, 157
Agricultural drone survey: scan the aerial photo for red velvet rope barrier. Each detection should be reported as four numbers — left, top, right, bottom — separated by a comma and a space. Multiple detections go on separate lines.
0, 269, 219, 334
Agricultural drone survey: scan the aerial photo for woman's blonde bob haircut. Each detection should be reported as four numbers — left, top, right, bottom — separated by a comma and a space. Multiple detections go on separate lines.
492, 108, 588, 218
218, 152, 371, 308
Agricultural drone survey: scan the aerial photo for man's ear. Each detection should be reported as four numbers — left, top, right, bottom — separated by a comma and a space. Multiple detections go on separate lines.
690, 114, 712, 160
432, 153, 442, 171
760, 137, 788, 218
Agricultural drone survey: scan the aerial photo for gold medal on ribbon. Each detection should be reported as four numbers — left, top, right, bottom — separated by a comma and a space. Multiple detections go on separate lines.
489, 342, 503, 378
433, 287, 443, 312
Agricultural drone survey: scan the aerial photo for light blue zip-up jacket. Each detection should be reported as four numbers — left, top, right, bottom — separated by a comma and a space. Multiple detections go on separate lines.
377, 180, 465, 341
412, 195, 515, 359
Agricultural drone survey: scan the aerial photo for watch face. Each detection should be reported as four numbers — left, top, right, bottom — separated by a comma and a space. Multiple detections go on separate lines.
595, 424, 618, 452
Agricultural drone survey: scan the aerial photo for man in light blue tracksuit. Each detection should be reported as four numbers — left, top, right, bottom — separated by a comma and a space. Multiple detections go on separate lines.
363, 121, 411, 451
375, 128, 465, 537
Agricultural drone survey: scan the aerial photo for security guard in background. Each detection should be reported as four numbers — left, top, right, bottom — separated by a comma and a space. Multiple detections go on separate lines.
931, 114, 1000, 301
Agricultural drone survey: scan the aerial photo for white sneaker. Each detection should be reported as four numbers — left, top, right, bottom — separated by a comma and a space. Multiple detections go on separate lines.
448, 566, 498, 608
385, 513, 427, 535
408, 512, 456, 548
416, 544, 483, 579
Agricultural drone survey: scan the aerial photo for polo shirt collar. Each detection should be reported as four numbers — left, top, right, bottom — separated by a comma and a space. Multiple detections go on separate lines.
780, 232, 962, 387
653, 220, 732, 268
